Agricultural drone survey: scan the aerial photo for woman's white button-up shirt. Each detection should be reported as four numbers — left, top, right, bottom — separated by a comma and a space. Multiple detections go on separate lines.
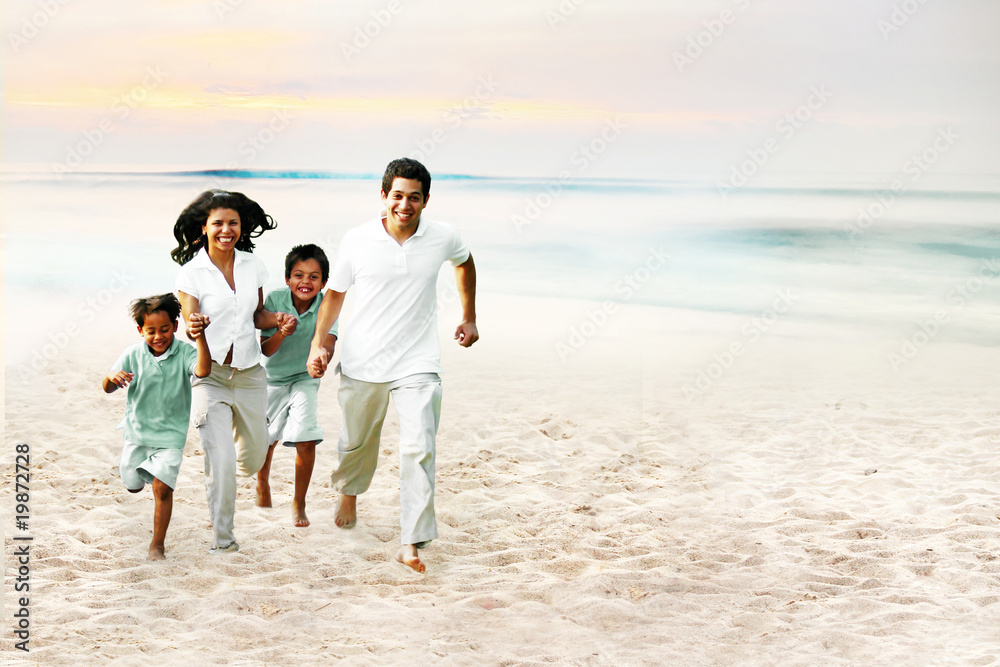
176, 248, 269, 369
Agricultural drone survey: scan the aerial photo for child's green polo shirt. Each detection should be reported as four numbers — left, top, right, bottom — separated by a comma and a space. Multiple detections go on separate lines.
261, 288, 339, 386
111, 338, 199, 449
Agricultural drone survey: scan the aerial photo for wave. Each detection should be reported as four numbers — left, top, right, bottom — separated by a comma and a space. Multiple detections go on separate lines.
4, 167, 999, 200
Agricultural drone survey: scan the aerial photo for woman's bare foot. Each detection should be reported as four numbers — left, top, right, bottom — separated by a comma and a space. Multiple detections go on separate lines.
395, 544, 425, 573
292, 499, 309, 527
335, 495, 357, 528
147, 543, 166, 561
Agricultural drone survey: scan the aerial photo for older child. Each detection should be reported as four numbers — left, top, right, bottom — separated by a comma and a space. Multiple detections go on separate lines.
172, 190, 297, 553
103, 293, 211, 560
256, 244, 338, 527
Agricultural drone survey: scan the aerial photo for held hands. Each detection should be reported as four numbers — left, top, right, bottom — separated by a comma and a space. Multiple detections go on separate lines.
275, 312, 298, 337
107, 370, 134, 389
188, 313, 211, 339
454, 321, 479, 348
307, 346, 330, 378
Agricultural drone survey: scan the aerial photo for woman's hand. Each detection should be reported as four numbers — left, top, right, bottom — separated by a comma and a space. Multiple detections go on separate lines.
275, 312, 298, 336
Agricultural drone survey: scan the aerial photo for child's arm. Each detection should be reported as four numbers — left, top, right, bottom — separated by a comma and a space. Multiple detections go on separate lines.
260, 313, 297, 357
253, 288, 298, 335
322, 333, 337, 359
260, 332, 283, 357
178, 291, 201, 341
191, 314, 212, 378
102, 370, 134, 394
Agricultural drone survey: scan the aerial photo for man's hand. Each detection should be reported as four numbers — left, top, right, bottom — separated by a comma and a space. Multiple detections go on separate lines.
307, 345, 330, 378
454, 321, 479, 347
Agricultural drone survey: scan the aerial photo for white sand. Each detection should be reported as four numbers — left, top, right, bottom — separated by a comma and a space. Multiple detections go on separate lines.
4, 292, 1000, 665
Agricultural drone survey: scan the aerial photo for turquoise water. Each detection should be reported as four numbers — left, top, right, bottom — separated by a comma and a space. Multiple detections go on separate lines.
5, 171, 1000, 365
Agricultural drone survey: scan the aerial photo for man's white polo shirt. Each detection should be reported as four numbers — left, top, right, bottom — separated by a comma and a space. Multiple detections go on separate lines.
175, 248, 269, 369
329, 216, 470, 383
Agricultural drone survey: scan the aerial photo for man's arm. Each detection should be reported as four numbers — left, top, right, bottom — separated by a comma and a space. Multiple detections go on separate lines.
453, 254, 478, 348
307, 290, 346, 377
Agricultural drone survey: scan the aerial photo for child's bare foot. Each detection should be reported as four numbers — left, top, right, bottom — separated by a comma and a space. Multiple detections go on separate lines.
334, 494, 356, 528
256, 443, 277, 508
148, 543, 166, 561
395, 544, 425, 573
292, 499, 309, 527
256, 480, 272, 508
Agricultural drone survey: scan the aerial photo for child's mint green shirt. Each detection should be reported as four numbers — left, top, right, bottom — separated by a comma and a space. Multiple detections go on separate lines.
111, 338, 198, 449
261, 288, 339, 386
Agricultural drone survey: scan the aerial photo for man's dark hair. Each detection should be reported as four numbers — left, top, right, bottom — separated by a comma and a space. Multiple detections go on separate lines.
381, 158, 431, 200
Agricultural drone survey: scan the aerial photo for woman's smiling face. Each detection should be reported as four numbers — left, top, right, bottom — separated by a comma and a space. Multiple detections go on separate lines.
202, 208, 241, 253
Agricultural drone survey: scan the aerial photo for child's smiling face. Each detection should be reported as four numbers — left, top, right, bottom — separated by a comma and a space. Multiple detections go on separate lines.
286, 258, 326, 309
202, 208, 241, 253
138, 310, 178, 356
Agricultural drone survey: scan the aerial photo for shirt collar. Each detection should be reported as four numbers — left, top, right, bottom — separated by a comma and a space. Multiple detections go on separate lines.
190, 247, 251, 267
367, 215, 428, 242
274, 286, 322, 318
143, 337, 181, 361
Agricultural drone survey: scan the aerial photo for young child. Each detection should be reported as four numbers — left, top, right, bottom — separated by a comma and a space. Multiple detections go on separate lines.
103, 293, 212, 560
256, 244, 338, 527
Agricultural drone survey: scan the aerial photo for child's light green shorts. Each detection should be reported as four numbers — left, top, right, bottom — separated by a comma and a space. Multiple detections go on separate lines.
266, 378, 324, 447
120, 442, 183, 490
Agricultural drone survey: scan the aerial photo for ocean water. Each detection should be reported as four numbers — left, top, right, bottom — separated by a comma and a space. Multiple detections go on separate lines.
5, 171, 1000, 368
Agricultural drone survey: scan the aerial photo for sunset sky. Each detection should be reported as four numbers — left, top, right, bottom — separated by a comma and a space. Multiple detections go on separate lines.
4, 0, 999, 183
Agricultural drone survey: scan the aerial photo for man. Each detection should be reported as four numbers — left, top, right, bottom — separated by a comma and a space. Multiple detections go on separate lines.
307, 158, 478, 573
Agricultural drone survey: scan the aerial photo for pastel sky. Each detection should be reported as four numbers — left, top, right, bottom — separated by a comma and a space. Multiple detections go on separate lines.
4, 0, 999, 183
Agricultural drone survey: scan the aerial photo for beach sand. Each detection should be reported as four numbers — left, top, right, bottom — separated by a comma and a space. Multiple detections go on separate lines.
4, 291, 1000, 665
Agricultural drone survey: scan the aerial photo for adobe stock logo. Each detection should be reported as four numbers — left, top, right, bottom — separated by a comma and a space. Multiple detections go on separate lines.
556, 247, 669, 361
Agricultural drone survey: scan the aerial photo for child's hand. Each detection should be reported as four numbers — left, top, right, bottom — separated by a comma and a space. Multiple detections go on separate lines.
308, 348, 329, 378
108, 371, 134, 389
189, 313, 211, 339
276, 312, 298, 336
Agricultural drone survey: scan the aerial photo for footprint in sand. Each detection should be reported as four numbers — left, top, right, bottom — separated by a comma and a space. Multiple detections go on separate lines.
538, 417, 577, 440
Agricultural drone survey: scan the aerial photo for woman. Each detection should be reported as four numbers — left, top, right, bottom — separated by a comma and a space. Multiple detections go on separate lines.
171, 190, 296, 552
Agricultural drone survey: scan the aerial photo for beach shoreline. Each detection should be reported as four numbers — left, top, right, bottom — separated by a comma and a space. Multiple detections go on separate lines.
4, 290, 999, 664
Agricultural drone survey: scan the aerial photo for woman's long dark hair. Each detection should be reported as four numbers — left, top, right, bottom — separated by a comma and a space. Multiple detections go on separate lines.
170, 190, 277, 266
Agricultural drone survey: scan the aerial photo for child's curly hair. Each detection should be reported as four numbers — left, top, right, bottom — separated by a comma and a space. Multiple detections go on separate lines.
129, 293, 181, 327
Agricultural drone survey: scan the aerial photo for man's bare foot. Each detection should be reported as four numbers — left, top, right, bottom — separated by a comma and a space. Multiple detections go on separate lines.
292, 500, 309, 527
335, 495, 357, 528
395, 544, 425, 573
147, 544, 166, 561
256, 481, 272, 508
